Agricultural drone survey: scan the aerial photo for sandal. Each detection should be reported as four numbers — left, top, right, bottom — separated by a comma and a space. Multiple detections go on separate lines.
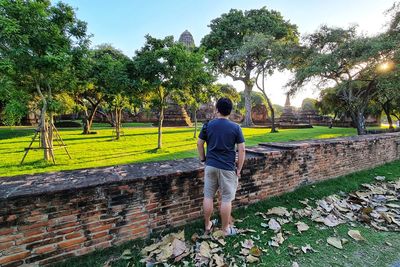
224, 226, 238, 236
205, 219, 218, 235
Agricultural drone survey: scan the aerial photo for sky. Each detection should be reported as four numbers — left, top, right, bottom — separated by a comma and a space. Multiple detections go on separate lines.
59, 0, 396, 107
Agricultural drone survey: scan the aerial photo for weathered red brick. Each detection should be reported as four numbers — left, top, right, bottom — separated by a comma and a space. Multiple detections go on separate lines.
17, 221, 48, 231
0, 228, 15, 235
0, 234, 23, 243
0, 241, 14, 250
33, 245, 57, 255
65, 232, 83, 240
58, 237, 86, 249
0, 251, 30, 265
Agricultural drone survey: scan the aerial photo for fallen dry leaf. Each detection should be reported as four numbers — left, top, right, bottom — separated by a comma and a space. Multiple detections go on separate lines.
268, 218, 281, 232
241, 239, 254, 249
246, 255, 260, 263
347, 230, 366, 241
212, 254, 225, 267
323, 214, 343, 227
267, 207, 290, 217
212, 230, 225, 239
301, 244, 315, 253
157, 244, 173, 262
327, 237, 343, 249
172, 238, 187, 257
199, 241, 211, 258
249, 246, 262, 257
240, 248, 250, 256
295, 221, 309, 233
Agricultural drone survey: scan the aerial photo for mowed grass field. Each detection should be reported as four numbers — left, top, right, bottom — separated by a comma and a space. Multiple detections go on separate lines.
0, 124, 357, 177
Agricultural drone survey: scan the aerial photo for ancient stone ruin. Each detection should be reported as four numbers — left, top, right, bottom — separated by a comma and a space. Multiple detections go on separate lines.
178, 30, 195, 48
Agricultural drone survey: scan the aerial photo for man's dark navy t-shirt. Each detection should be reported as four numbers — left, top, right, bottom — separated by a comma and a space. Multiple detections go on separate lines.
198, 118, 245, 171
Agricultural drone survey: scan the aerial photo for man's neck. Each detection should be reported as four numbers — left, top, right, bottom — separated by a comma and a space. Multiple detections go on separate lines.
217, 114, 230, 119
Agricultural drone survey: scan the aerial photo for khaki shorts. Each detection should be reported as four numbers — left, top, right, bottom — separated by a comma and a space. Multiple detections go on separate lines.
204, 165, 238, 203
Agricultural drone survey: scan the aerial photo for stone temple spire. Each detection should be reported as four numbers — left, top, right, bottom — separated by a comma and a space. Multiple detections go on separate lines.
280, 93, 296, 122
284, 93, 291, 107
178, 30, 195, 47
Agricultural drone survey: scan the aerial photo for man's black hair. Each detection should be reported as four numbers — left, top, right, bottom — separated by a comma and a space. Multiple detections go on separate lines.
216, 97, 233, 116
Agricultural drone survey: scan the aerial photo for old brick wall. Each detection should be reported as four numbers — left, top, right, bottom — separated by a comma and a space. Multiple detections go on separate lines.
0, 133, 399, 266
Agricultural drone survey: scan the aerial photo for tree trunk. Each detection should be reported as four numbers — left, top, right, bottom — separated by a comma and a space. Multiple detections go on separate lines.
354, 111, 367, 135
36, 84, 51, 161
115, 108, 120, 140
39, 109, 51, 161
242, 82, 254, 127
263, 94, 277, 133
83, 104, 99, 134
382, 102, 394, 129
193, 108, 197, 138
82, 109, 90, 134
157, 106, 164, 149
48, 112, 54, 158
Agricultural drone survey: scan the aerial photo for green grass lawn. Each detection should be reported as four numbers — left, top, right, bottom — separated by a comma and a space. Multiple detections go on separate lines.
0, 125, 358, 177
52, 160, 400, 267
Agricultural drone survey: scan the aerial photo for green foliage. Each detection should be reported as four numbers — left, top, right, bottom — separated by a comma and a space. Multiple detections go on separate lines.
0, 0, 90, 93
317, 88, 346, 118
172, 48, 215, 109
201, 7, 299, 125
201, 7, 299, 77
209, 84, 240, 104
237, 91, 267, 114
0, 79, 29, 125
290, 23, 399, 134
1, 98, 27, 126
301, 98, 318, 111
272, 104, 284, 117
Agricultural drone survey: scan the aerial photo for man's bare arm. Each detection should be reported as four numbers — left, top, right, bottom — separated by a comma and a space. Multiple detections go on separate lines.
197, 138, 206, 161
236, 142, 245, 177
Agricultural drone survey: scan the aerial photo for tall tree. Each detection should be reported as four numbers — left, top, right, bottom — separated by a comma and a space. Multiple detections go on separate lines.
91, 45, 132, 140
174, 49, 215, 138
0, 0, 89, 160
289, 25, 397, 135
201, 7, 298, 126
133, 36, 195, 149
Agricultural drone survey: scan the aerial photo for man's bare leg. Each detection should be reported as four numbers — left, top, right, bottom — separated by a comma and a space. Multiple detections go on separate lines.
220, 201, 232, 232
218, 192, 234, 226
203, 197, 214, 231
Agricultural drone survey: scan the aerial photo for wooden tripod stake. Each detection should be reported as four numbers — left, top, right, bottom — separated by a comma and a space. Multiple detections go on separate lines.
20, 122, 71, 165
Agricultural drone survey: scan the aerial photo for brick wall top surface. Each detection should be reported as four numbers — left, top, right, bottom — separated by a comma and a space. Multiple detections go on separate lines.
1, 132, 399, 201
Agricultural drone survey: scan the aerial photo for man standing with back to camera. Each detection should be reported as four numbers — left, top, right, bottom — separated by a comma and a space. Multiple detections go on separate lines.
197, 97, 245, 236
